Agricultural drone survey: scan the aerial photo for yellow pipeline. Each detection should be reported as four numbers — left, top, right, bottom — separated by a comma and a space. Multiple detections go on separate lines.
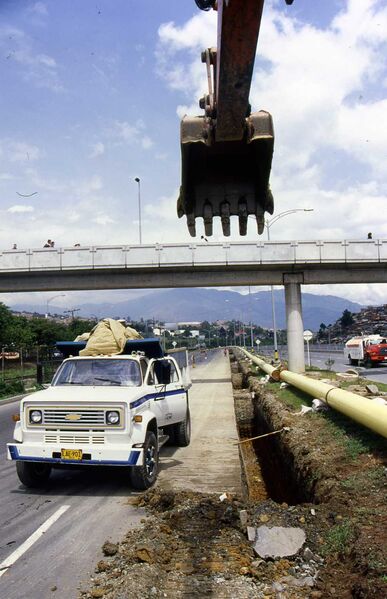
242, 349, 387, 439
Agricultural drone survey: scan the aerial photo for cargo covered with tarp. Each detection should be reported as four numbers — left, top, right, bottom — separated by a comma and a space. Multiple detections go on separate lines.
73, 318, 143, 356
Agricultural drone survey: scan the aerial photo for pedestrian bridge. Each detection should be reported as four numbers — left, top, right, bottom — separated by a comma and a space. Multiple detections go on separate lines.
1, 239, 385, 374
0, 239, 386, 293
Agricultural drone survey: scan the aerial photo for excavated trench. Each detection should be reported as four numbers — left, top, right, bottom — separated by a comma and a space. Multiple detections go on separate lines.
231, 356, 310, 506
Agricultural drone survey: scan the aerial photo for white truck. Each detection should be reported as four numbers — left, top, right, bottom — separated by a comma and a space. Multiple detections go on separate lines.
7, 339, 191, 490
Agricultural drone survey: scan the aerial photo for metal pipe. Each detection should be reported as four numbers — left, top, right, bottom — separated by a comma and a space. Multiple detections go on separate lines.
242, 349, 387, 439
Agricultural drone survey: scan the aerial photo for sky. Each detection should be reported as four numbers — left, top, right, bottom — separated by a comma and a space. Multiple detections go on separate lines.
0, 0, 386, 312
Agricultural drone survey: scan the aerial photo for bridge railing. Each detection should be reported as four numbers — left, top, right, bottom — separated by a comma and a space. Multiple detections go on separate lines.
0, 240, 386, 272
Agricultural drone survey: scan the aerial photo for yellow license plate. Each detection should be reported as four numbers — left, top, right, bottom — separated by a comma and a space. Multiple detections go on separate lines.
61, 448, 83, 461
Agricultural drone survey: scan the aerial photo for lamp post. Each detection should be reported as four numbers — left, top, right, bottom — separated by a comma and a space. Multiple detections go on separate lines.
134, 177, 142, 244
266, 209, 313, 360
64, 308, 80, 321
46, 294, 65, 319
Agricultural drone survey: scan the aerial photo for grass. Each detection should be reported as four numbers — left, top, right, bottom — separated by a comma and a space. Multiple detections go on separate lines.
269, 381, 311, 411
2, 368, 36, 382
321, 520, 357, 557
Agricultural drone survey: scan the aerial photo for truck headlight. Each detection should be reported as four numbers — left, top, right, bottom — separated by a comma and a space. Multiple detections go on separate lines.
106, 411, 120, 425
30, 410, 42, 424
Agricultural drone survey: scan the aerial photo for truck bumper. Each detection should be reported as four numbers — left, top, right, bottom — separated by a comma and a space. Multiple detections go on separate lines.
7, 443, 142, 467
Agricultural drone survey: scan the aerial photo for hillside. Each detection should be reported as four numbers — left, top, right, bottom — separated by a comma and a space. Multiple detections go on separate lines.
11, 288, 363, 331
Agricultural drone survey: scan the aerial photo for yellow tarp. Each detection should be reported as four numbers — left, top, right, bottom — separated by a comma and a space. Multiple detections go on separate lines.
76, 319, 143, 356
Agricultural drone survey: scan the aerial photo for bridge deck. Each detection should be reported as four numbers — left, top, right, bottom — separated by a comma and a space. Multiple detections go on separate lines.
0, 240, 386, 292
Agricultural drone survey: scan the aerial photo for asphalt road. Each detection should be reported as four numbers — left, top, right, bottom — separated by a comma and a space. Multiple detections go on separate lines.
0, 350, 236, 599
305, 350, 387, 385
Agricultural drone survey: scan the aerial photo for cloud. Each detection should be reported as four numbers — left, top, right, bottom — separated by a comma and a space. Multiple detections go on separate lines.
7, 204, 34, 213
6, 142, 41, 163
89, 142, 105, 158
92, 214, 114, 226
0, 26, 63, 92
30, 2, 48, 16
77, 175, 103, 195
107, 120, 154, 150
0, 173, 15, 181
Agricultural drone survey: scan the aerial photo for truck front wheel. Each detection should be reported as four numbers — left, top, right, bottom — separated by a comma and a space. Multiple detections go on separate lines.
16, 461, 52, 488
130, 431, 159, 490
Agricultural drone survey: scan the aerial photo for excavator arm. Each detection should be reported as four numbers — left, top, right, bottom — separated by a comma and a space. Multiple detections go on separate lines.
178, 0, 294, 237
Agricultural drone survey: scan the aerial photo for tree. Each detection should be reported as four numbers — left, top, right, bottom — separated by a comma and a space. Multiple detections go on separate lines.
340, 309, 354, 329
0, 303, 13, 345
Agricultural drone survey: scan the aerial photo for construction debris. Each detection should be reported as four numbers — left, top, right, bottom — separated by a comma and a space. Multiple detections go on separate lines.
250, 525, 306, 558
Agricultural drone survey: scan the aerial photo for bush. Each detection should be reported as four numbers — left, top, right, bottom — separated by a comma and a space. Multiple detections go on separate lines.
0, 380, 25, 398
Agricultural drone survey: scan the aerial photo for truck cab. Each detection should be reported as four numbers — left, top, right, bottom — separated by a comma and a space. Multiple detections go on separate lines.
7, 339, 191, 490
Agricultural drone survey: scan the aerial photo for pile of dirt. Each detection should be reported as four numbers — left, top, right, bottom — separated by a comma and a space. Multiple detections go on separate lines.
80, 489, 330, 599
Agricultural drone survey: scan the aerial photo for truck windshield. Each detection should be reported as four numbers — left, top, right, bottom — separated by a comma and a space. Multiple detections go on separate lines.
52, 359, 142, 387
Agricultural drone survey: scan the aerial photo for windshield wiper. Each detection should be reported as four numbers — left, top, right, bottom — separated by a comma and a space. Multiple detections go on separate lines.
94, 377, 122, 385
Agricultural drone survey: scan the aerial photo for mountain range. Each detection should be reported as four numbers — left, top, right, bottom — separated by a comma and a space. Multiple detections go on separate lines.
11, 288, 363, 331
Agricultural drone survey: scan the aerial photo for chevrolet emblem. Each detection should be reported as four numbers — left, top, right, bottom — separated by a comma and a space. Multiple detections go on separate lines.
65, 413, 81, 421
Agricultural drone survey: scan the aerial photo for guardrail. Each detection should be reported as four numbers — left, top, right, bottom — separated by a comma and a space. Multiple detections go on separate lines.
0, 240, 386, 272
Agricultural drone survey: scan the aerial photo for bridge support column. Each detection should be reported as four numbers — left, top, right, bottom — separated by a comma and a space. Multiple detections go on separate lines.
284, 274, 305, 373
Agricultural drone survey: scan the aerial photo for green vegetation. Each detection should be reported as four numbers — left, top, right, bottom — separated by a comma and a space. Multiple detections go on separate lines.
0, 302, 97, 347
340, 308, 354, 328
0, 380, 24, 399
270, 381, 311, 411
321, 520, 357, 557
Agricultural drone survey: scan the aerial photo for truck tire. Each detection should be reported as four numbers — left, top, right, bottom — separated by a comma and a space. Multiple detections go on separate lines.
348, 355, 358, 366
174, 409, 191, 447
130, 431, 158, 490
16, 461, 52, 488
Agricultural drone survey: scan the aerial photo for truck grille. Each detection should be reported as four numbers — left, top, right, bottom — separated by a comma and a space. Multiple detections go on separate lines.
26, 405, 124, 430
44, 434, 105, 445
43, 408, 105, 426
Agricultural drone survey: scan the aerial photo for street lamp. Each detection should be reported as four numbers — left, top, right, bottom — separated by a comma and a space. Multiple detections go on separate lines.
266, 209, 313, 360
134, 177, 142, 244
64, 308, 80, 320
46, 294, 65, 319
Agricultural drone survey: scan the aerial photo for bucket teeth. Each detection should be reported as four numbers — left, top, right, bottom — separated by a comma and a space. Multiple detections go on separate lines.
187, 213, 196, 237
220, 202, 231, 236
203, 202, 213, 236
265, 188, 274, 215
256, 205, 265, 235
238, 200, 248, 236
257, 216, 265, 235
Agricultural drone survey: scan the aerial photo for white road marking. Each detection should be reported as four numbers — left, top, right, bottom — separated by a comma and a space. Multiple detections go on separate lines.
0, 504, 70, 578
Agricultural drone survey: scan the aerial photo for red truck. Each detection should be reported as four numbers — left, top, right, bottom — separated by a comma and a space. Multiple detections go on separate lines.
345, 335, 387, 367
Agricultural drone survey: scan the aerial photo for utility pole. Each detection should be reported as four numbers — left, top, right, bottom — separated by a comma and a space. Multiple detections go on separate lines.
64, 308, 80, 320
134, 177, 142, 244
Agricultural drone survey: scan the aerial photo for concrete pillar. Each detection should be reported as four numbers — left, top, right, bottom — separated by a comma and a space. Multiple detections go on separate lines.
284, 274, 305, 373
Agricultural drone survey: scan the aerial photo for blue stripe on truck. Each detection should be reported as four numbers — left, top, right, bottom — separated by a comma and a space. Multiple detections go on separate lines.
8, 445, 140, 466
130, 387, 184, 409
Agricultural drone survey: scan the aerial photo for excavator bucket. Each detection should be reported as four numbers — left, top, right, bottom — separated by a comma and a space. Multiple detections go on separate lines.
177, 110, 274, 237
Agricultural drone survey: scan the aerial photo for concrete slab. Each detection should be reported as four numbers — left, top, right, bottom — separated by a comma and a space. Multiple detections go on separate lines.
158, 350, 242, 495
